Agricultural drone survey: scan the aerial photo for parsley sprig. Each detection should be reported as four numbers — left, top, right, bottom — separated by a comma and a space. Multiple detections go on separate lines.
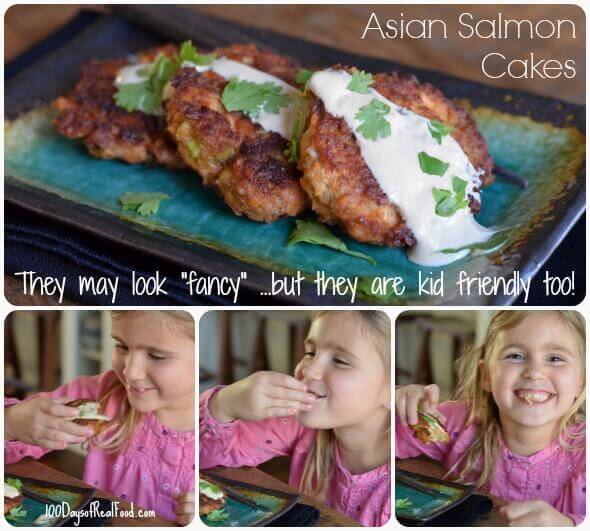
347, 70, 373, 94
288, 219, 376, 265
295, 68, 313, 89
428, 119, 454, 145
114, 40, 214, 114
418, 151, 449, 176
119, 192, 170, 216
284, 95, 306, 162
354, 99, 391, 141
221, 78, 291, 118
432, 176, 469, 217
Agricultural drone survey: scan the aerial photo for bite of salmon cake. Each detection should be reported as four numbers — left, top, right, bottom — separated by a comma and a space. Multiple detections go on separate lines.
166, 44, 308, 222
54, 45, 185, 169
299, 67, 493, 250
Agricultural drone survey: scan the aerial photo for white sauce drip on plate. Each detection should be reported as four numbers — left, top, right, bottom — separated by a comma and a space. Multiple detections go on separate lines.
308, 69, 494, 266
4, 484, 20, 499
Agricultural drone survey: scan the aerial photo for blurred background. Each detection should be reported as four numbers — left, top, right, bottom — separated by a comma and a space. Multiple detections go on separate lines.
395, 310, 494, 401
5, 310, 115, 477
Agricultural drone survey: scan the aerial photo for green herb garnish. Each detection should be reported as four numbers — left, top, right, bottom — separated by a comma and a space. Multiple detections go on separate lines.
7, 506, 27, 520
119, 192, 170, 217
221, 79, 291, 118
355, 99, 391, 141
284, 96, 306, 162
347, 70, 373, 94
295, 68, 313, 89
395, 498, 413, 510
357, 276, 402, 304
427, 119, 454, 145
438, 228, 511, 254
288, 220, 376, 265
206, 508, 229, 522
114, 40, 214, 114
418, 151, 449, 176
432, 176, 469, 217
5, 478, 23, 490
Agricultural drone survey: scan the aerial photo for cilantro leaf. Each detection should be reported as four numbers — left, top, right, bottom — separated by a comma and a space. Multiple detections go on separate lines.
7, 506, 27, 520
427, 119, 454, 145
221, 79, 291, 118
114, 40, 215, 114
206, 508, 229, 522
357, 276, 402, 304
5, 478, 23, 490
355, 99, 391, 141
432, 176, 469, 217
295, 68, 313, 88
178, 40, 215, 65
119, 192, 170, 217
418, 151, 449, 176
396, 498, 413, 510
284, 96, 306, 162
347, 70, 373, 94
438, 228, 512, 254
288, 220, 376, 265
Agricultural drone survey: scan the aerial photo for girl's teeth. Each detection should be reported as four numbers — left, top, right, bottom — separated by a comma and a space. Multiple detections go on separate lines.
517, 391, 552, 404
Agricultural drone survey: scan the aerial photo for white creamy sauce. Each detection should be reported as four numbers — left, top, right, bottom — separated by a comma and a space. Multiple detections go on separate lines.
308, 69, 493, 266
4, 484, 20, 499
184, 57, 301, 140
114, 64, 148, 86
200, 483, 224, 500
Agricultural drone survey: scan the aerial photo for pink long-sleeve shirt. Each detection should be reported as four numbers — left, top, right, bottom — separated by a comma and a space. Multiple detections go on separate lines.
199, 386, 391, 526
396, 400, 585, 525
4, 370, 195, 522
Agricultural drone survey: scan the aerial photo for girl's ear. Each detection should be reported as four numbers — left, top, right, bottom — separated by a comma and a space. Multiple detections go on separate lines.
479, 359, 492, 392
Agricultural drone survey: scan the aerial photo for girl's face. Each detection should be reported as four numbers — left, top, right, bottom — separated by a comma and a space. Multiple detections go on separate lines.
483, 313, 583, 431
111, 313, 195, 416
294, 313, 390, 430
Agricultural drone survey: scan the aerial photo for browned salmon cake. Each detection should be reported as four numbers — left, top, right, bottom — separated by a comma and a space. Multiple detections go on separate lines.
299, 68, 493, 247
54, 45, 184, 169
166, 44, 308, 223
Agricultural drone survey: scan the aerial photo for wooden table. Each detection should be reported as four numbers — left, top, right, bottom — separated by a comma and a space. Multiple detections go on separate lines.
396, 458, 508, 526
205, 466, 362, 526
6, 459, 174, 526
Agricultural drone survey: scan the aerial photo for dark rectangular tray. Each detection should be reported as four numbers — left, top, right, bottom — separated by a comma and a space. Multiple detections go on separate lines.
5, 6, 585, 305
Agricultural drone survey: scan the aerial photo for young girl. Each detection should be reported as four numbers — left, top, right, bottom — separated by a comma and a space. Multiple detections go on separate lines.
200, 310, 391, 526
396, 310, 585, 526
4, 311, 195, 525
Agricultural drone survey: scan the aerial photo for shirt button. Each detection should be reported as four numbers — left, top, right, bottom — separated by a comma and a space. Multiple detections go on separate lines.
536, 484, 541, 490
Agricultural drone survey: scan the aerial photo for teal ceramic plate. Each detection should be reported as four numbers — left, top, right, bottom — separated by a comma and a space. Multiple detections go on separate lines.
200, 473, 299, 527
4, 9, 586, 305
5, 474, 95, 527
395, 470, 474, 523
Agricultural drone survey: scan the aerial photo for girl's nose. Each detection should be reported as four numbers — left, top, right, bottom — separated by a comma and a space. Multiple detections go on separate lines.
301, 357, 324, 380
123, 352, 146, 380
522, 358, 546, 379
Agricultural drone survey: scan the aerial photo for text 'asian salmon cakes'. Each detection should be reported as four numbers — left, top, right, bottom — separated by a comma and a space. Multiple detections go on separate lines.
54, 45, 185, 169
165, 44, 308, 222
299, 69, 494, 247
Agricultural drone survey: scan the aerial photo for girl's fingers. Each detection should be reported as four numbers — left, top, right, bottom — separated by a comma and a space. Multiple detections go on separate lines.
49, 403, 84, 418
267, 372, 308, 392
265, 407, 299, 418
270, 400, 312, 411
43, 427, 90, 444
500, 502, 535, 521
176, 513, 194, 526
405, 390, 422, 426
423, 385, 446, 423
49, 418, 94, 438
396, 391, 407, 427
36, 437, 70, 450
267, 387, 316, 404
176, 501, 195, 514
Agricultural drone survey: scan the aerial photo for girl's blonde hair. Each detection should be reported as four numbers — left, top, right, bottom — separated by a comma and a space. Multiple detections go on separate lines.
449, 310, 585, 488
93, 311, 194, 452
299, 310, 391, 501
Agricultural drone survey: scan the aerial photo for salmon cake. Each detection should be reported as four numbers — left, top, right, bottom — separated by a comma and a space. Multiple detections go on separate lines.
54, 45, 184, 168
166, 44, 308, 222
299, 67, 493, 248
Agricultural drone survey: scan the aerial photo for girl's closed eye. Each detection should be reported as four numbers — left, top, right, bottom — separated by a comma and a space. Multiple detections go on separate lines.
148, 351, 168, 362
115, 342, 129, 353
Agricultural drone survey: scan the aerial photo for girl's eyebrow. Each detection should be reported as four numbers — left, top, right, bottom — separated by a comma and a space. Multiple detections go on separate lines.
111, 335, 175, 355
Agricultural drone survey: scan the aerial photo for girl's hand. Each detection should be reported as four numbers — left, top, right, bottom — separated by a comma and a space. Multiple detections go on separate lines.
4, 396, 94, 450
209, 371, 316, 422
174, 491, 194, 526
395, 384, 446, 427
500, 500, 574, 526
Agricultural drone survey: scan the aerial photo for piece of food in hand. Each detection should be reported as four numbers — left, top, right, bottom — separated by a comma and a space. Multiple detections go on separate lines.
199, 478, 227, 517
299, 66, 494, 264
53, 45, 185, 168
66, 399, 110, 434
4, 478, 24, 516
166, 43, 308, 222
411, 408, 450, 444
